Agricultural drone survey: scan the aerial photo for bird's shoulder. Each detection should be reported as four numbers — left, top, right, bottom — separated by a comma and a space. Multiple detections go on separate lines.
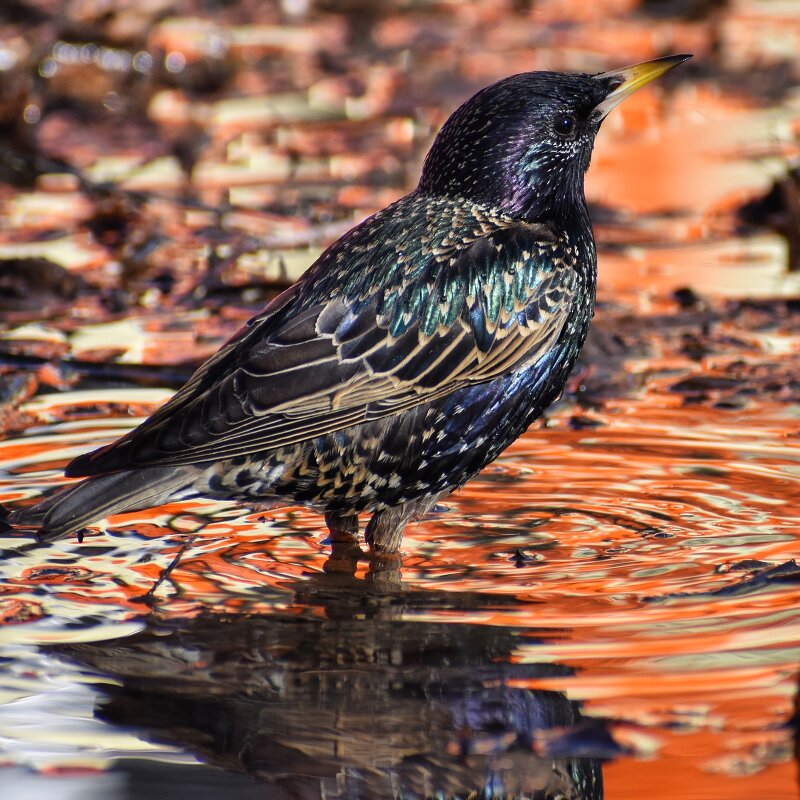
299, 192, 574, 308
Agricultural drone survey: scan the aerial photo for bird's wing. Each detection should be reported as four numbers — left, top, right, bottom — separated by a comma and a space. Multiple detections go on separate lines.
66, 219, 577, 476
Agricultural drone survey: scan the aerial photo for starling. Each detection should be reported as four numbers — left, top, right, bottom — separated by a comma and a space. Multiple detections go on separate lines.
10, 55, 690, 553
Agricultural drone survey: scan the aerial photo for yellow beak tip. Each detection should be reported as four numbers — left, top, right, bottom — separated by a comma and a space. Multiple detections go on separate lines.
593, 53, 692, 119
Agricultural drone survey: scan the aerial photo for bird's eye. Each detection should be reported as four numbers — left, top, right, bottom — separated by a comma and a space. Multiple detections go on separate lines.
554, 114, 576, 137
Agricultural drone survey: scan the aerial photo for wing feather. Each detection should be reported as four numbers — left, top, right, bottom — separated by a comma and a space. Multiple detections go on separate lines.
66, 214, 577, 476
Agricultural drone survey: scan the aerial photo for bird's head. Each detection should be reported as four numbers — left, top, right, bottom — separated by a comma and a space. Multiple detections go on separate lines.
418, 55, 691, 222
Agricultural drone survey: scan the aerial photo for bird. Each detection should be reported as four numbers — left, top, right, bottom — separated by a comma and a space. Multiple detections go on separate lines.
9, 54, 691, 554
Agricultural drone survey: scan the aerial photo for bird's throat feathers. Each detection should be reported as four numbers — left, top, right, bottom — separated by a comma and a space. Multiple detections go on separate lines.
505, 134, 591, 222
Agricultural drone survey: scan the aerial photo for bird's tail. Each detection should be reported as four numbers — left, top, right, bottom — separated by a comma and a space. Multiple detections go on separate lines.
8, 465, 200, 542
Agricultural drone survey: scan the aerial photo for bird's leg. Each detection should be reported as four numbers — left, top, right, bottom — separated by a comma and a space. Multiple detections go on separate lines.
324, 510, 359, 543
363, 509, 407, 589
365, 493, 444, 555
323, 511, 362, 575
364, 506, 412, 554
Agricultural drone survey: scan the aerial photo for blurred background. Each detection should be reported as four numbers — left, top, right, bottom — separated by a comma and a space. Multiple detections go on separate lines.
0, 0, 798, 347
1, 2, 800, 799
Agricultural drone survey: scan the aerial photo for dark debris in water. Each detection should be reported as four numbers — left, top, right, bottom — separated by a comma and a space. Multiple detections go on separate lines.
645, 560, 800, 603
669, 375, 742, 394
0, 258, 86, 313
670, 359, 800, 408
671, 286, 706, 310
568, 414, 605, 430
0, 370, 38, 435
537, 718, 629, 760
574, 295, 800, 412
509, 548, 534, 567
0, 347, 197, 390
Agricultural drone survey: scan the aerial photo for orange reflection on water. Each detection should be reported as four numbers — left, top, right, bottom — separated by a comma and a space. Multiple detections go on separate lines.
1, 366, 799, 796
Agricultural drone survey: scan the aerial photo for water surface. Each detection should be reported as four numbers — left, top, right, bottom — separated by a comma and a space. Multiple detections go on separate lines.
2, 2, 800, 797
1, 374, 799, 798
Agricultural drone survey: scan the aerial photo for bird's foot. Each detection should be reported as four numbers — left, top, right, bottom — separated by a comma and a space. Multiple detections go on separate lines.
322, 511, 364, 575
323, 537, 365, 576
365, 548, 403, 589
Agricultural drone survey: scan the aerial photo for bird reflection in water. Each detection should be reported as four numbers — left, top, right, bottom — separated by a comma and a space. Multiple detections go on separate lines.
49, 543, 612, 800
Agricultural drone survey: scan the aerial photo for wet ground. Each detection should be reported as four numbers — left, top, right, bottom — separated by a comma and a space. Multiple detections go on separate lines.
2, 1, 800, 798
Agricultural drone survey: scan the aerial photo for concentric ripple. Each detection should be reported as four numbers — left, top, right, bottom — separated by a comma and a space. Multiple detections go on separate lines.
0, 383, 799, 798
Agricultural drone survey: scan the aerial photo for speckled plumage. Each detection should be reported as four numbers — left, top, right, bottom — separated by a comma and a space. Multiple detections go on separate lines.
10, 56, 690, 552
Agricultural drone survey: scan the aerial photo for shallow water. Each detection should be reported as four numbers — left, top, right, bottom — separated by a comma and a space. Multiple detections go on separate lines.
1, 375, 799, 798
3, 2, 800, 798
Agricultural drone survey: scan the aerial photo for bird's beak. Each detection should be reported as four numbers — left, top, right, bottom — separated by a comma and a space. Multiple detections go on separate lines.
591, 54, 692, 121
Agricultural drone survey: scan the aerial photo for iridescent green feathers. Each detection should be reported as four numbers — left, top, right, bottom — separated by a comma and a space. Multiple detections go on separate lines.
308, 196, 572, 343
66, 195, 577, 476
